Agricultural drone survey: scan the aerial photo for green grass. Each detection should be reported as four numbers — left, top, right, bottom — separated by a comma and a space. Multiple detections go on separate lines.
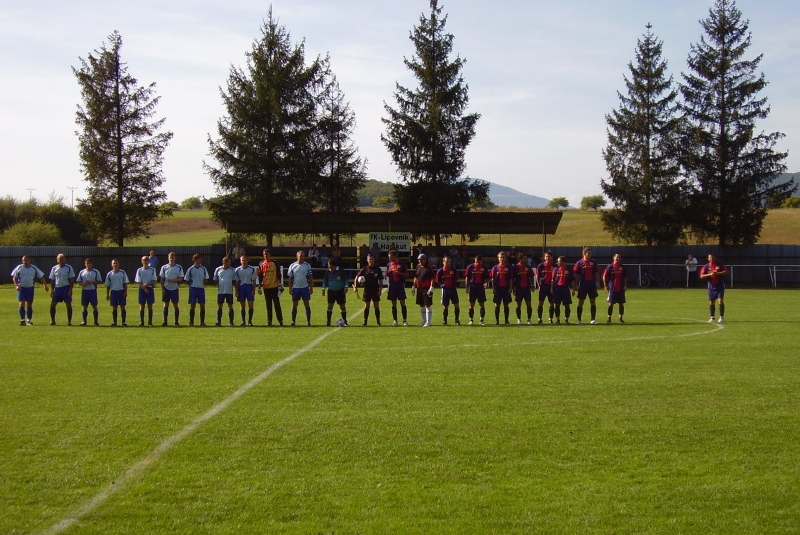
1, 287, 799, 534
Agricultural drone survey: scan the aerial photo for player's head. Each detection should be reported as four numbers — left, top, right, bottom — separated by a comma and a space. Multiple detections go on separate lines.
222, 256, 231, 268
517, 252, 527, 263
84, 258, 93, 268
327, 258, 337, 269
474, 255, 482, 264
443, 255, 451, 267
111, 258, 120, 271
149, 250, 155, 257
497, 251, 507, 263
388, 250, 398, 260
582, 247, 592, 259
57, 253, 66, 265
240, 255, 249, 266
141, 256, 149, 266
296, 250, 305, 262
192, 253, 203, 266
708, 253, 716, 263
417, 253, 427, 264
168, 252, 176, 264
557, 256, 566, 266
544, 251, 553, 262
367, 253, 376, 266
262, 248, 271, 259
613, 253, 622, 264
21, 255, 31, 266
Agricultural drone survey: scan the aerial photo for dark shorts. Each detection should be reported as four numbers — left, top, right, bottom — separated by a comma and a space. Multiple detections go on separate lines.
17, 287, 35, 304
189, 287, 206, 305
109, 290, 126, 307
327, 289, 346, 306
162, 288, 180, 304
493, 287, 512, 305
708, 283, 725, 301
51, 286, 72, 304
515, 286, 532, 303
217, 293, 234, 306
81, 289, 98, 307
468, 285, 486, 304
553, 286, 572, 306
607, 291, 626, 305
387, 281, 407, 301
291, 287, 311, 302
139, 288, 155, 305
416, 288, 433, 307
577, 282, 598, 300
537, 286, 553, 303
362, 286, 381, 303
441, 288, 459, 307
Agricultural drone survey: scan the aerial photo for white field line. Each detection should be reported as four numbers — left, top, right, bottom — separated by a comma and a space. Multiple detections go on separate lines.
39, 313, 360, 535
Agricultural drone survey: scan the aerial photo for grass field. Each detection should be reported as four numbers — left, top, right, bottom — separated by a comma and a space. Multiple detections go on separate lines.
2, 287, 799, 534
120, 208, 800, 247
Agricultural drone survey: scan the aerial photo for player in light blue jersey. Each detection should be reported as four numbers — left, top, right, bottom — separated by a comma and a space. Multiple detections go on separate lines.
185, 253, 210, 326
213, 256, 236, 326
287, 250, 314, 326
48, 254, 76, 326
105, 259, 130, 326
159, 252, 184, 326
235, 255, 259, 326
135, 255, 158, 326
10, 255, 49, 325
76, 258, 103, 326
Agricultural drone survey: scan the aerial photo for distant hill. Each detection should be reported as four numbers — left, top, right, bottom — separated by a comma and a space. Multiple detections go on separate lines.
357, 179, 550, 208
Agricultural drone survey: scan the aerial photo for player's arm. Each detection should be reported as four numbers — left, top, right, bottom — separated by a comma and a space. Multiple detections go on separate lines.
307, 268, 314, 294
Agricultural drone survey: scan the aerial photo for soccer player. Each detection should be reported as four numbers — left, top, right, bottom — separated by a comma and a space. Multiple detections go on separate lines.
235, 254, 259, 326
435, 255, 461, 325
287, 250, 313, 326
572, 246, 601, 325
159, 252, 184, 326
185, 253, 210, 326
603, 253, 627, 323
10, 255, 49, 325
104, 258, 129, 326
354, 253, 384, 326
259, 249, 284, 326
135, 255, 158, 326
48, 254, 76, 326
513, 251, 535, 324
490, 251, 513, 325
385, 249, 409, 326
413, 253, 435, 327
213, 256, 236, 326
464, 254, 488, 325
76, 258, 103, 326
535, 251, 555, 324
700, 253, 728, 323
322, 258, 349, 326
551, 256, 573, 324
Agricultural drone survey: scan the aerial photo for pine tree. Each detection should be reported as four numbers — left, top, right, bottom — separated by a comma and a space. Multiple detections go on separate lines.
205, 10, 326, 246
382, 0, 488, 245
680, 0, 789, 245
73, 31, 172, 246
601, 24, 685, 246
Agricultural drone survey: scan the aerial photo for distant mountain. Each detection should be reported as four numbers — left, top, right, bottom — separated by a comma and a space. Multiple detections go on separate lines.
486, 182, 550, 208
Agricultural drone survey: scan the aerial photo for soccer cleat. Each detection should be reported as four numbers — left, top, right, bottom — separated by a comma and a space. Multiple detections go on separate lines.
161, 322, 168, 327
20, 320, 26, 326
112, 322, 118, 327
240, 321, 246, 327
564, 319, 570, 324
606, 317, 612, 324
376, 321, 381, 326
575, 320, 581, 325
49, 321, 55, 326
121, 323, 127, 327
94, 322, 100, 326
422, 322, 430, 327
717, 317, 724, 323
455, 320, 460, 325
403, 320, 408, 326
495, 321, 500, 325
619, 317, 625, 324
248, 322, 254, 327
174, 322, 180, 326
555, 318, 561, 324
590, 320, 599, 325
480, 319, 485, 326
229, 322, 234, 327
537, 319, 543, 324
528, 320, 533, 325
138, 322, 145, 327
708, 317, 715, 323
291, 322, 296, 326
549, 318, 554, 324
189, 322, 194, 327
468, 320, 474, 325
393, 321, 398, 326
443, 321, 448, 326
26, 320, 32, 325
326, 322, 331, 327
214, 322, 221, 327
362, 321, 367, 326
517, 319, 522, 325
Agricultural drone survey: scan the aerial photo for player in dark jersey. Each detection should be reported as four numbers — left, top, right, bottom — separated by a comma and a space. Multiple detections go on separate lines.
435, 255, 461, 325
551, 256, 573, 324
385, 250, 409, 326
602, 253, 627, 323
572, 246, 601, 325
490, 251, 514, 325
535, 251, 555, 324
464, 255, 488, 325
700, 253, 728, 323
354, 253, 384, 326
413, 254, 435, 327
513, 252, 535, 324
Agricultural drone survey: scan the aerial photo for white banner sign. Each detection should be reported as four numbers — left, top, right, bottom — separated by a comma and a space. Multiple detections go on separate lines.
369, 232, 411, 253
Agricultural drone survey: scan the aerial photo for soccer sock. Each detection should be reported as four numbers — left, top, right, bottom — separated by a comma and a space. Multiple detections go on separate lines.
495, 308, 500, 323
292, 309, 297, 324
392, 306, 398, 322
607, 305, 613, 318
426, 307, 432, 325
401, 305, 407, 321
554, 305, 560, 320
83, 310, 88, 323
200, 309, 205, 324
241, 309, 246, 323
163, 308, 168, 323
719, 304, 724, 318
341, 310, 347, 322
516, 307, 521, 320
547, 305, 553, 320
94, 310, 99, 324
537, 305, 543, 320
374, 309, 380, 323
443, 309, 449, 323
327, 309, 333, 324
148, 309, 153, 325
710, 304, 715, 317
565, 306, 571, 320
113, 310, 118, 324
174, 309, 180, 324
469, 308, 474, 320
590, 305, 596, 321
576, 306, 583, 321
275, 303, 283, 324
503, 304, 509, 323
217, 309, 222, 323
306, 308, 311, 323
249, 308, 254, 324
228, 309, 234, 324
190, 309, 195, 324
480, 308, 485, 320
19, 306, 25, 321
67, 308, 73, 324
51, 308, 56, 323
364, 309, 370, 322
27, 307, 33, 321
140, 310, 145, 324
455, 308, 460, 322
121, 310, 126, 324
619, 304, 624, 317
421, 308, 426, 323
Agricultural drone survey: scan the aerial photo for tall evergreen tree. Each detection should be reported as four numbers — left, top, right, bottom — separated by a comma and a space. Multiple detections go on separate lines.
205, 9, 326, 246
382, 0, 487, 245
601, 24, 685, 245
73, 31, 172, 246
680, 0, 789, 245
314, 75, 367, 245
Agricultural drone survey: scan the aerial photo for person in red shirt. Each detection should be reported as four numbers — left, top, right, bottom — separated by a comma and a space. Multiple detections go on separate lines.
385, 249, 410, 326
464, 255, 488, 325
535, 251, 555, 324
572, 246, 601, 325
699, 253, 728, 323
490, 251, 514, 325
551, 256, 574, 324
413, 254, 435, 327
435, 255, 461, 325
513, 252, 535, 324
602, 253, 627, 323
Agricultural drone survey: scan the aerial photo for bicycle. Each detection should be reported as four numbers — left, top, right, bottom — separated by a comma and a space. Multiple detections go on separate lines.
637, 269, 671, 288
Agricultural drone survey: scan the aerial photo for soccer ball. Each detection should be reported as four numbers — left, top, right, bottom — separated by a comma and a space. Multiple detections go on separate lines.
357, 275, 365, 285
336, 318, 346, 327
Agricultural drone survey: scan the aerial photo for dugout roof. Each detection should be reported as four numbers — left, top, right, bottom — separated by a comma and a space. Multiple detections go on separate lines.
217, 211, 563, 237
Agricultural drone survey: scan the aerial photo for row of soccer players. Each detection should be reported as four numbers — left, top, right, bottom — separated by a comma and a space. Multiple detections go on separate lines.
10, 247, 626, 327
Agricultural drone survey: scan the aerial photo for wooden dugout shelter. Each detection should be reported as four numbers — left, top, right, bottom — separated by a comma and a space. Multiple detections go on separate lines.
218, 211, 563, 249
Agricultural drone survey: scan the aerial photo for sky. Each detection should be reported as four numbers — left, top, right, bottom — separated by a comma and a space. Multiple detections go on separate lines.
1, 0, 798, 209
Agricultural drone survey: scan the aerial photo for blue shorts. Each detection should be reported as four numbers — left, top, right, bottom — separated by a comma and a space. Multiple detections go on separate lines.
468, 285, 486, 304
387, 282, 407, 301
109, 290, 126, 307
441, 288, 459, 306
708, 283, 725, 301
218, 294, 234, 306
291, 287, 311, 302
189, 287, 206, 305
493, 287, 512, 305
162, 288, 180, 304
51, 286, 72, 304
577, 282, 598, 300
237, 284, 255, 302
81, 289, 98, 307
17, 287, 35, 304
139, 288, 155, 305
553, 286, 572, 306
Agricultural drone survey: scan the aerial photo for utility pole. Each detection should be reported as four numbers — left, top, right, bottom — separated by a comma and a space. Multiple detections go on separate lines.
67, 187, 78, 209
26, 188, 35, 201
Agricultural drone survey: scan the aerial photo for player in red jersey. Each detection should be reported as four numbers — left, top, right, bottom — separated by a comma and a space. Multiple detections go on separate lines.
435, 255, 461, 325
464, 255, 488, 325
572, 246, 601, 325
699, 253, 728, 323
490, 251, 514, 325
513, 252, 535, 324
385, 249, 409, 326
535, 251, 555, 324
602, 253, 627, 323
551, 256, 573, 324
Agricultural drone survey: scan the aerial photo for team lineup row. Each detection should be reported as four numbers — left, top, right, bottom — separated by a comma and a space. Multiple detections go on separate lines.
10, 248, 728, 327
